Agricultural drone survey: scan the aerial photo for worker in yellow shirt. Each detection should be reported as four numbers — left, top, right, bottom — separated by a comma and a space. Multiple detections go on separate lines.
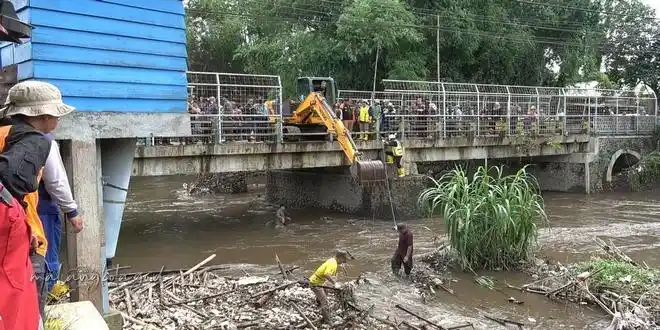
308, 250, 350, 324
358, 101, 371, 141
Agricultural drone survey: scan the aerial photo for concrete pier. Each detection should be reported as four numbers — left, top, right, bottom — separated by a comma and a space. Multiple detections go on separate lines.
266, 168, 427, 219
60, 139, 106, 311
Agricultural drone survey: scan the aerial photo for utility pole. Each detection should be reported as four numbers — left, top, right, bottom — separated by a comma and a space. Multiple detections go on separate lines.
436, 14, 440, 86
437, 14, 446, 138
371, 45, 380, 105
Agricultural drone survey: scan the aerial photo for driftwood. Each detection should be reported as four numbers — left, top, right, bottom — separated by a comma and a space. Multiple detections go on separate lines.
108, 255, 398, 329
522, 240, 658, 329
395, 304, 447, 330
289, 302, 318, 330
275, 254, 289, 280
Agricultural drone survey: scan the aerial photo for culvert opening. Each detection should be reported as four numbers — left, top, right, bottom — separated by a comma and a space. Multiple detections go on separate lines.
611, 153, 640, 177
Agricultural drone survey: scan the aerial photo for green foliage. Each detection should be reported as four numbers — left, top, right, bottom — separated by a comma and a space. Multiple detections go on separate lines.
601, 0, 659, 95
335, 0, 422, 61
576, 258, 659, 296
417, 165, 547, 271
547, 140, 563, 151
184, 0, 659, 93
629, 150, 660, 191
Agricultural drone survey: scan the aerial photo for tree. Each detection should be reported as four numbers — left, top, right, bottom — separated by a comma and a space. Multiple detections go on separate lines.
185, 0, 248, 72
601, 0, 659, 96
184, 0, 656, 94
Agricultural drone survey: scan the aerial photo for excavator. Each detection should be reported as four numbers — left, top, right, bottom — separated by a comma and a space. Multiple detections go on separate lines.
282, 77, 387, 185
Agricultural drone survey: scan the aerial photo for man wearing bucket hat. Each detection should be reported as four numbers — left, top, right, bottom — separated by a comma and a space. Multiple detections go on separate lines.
0, 80, 75, 330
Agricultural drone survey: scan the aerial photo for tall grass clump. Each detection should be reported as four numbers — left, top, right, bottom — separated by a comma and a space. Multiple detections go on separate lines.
417, 165, 548, 271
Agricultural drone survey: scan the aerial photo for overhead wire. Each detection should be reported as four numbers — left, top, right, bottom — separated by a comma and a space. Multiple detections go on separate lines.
515, 0, 660, 21
185, 7, 603, 48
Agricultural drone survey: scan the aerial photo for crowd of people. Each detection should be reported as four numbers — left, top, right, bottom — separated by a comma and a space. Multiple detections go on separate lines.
0, 81, 82, 329
181, 90, 647, 145
187, 94, 277, 143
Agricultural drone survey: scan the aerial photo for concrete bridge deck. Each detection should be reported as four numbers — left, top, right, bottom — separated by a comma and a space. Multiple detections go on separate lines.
132, 135, 591, 176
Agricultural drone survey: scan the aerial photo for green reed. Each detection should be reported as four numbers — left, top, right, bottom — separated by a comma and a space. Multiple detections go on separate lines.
418, 165, 548, 270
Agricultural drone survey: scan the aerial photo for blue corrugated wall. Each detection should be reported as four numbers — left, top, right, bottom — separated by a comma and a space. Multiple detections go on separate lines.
0, 0, 188, 113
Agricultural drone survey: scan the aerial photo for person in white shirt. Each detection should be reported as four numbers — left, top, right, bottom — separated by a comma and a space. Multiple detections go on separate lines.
37, 136, 83, 302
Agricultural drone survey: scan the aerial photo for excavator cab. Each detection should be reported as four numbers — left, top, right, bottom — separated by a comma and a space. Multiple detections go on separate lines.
297, 77, 337, 107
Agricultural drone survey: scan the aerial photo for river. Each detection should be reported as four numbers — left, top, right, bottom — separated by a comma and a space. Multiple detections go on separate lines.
115, 175, 660, 329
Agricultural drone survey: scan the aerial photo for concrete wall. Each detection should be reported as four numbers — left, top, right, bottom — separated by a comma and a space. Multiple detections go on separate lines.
587, 136, 656, 192
266, 169, 427, 219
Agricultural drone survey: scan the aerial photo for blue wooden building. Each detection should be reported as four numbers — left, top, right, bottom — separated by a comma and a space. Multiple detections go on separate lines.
0, 0, 191, 316
1, 0, 188, 113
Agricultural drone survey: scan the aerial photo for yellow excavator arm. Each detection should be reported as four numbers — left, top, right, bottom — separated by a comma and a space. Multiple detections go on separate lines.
289, 92, 386, 184
293, 92, 361, 163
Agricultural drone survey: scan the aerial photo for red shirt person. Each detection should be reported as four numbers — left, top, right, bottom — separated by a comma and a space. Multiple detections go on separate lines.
0, 80, 76, 330
391, 223, 413, 276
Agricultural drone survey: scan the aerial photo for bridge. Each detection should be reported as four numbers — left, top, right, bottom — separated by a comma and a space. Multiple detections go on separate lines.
132, 73, 658, 215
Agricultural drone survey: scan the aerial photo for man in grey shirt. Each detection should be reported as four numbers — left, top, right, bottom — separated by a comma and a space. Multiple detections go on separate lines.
36, 135, 84, 312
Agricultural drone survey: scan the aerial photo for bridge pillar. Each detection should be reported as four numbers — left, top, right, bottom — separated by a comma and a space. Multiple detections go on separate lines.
266, 168, 426, 219
60, 139, 106, 313
528, 161, 589, 193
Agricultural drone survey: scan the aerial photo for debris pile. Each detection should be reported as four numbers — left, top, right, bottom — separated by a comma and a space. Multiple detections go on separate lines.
184, 172, 250, 195
108, 255, 398, 330
516, 238, 659, 329
409, 245, 459, 299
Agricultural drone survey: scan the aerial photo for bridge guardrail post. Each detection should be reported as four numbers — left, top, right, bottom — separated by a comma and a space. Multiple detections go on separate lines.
475, 85, 480, 137
615, 95, 619, 136
505, 86, 511, 136
215, 73, 223, 144
441, 83, 447, 138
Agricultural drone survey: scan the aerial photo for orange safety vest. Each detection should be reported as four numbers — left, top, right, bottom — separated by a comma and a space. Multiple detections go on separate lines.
0, 125, 48, 256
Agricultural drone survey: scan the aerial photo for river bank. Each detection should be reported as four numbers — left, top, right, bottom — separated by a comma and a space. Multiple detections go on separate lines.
412, 238, 660, 330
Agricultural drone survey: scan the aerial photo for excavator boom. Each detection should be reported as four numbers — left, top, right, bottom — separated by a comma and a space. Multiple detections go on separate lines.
289, 92, 386, 184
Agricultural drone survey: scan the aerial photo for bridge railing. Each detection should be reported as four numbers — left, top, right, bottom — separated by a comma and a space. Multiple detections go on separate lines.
175, 72, 283, 144
381, 80, 658, 138
140, 75, 657, 146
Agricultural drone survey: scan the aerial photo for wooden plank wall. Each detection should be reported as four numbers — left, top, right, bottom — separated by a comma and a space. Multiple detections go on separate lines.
1, 0, 188, 113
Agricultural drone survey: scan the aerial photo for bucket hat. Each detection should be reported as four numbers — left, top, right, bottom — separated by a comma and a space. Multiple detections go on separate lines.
2, 80, 74, 117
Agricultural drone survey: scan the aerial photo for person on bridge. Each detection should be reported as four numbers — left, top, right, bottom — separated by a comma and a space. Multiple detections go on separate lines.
384, 134, 405, 177
308, 250, 350, 324
358, 101, 371, 141
391, 223, 414, 277
0, 80, 76, 330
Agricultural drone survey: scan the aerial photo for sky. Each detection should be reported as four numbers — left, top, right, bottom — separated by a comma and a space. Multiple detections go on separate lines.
641, 0, 660, 16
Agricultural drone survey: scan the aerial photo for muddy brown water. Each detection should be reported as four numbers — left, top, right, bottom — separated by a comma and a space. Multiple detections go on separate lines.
115, 175, 660, 329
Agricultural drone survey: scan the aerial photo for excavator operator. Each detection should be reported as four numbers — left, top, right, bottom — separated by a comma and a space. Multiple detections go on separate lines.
384, 134, 405, 177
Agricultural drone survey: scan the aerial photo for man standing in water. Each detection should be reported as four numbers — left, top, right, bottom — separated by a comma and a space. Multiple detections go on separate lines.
309, 250, 350, 324
391, 223, 414, 277
275, 204, 290, 227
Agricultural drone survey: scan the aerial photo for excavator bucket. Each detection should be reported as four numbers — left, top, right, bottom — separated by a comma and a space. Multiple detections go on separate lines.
351, 160, 387, 184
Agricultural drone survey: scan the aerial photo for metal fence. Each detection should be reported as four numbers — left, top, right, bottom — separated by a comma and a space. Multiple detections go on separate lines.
141, 75, 657, 146
149, 72, 283, 145
381, 80, 658, 137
